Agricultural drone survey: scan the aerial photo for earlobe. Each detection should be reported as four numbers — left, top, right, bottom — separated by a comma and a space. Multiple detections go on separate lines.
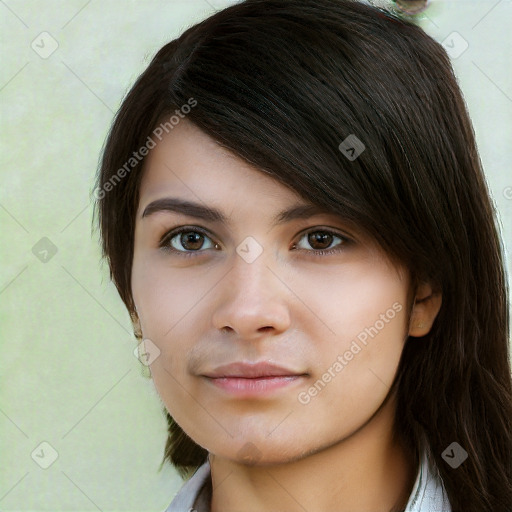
408, 282, 442, 338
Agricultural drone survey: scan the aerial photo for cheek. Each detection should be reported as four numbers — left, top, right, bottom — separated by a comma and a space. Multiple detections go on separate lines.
296, 262, 407, 384
131, 250, 213, 340
294, 263, 408, 420
290, 258, 408, 353
131, 258, 207, 425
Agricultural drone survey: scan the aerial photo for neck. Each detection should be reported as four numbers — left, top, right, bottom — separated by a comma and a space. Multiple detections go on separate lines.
209, 399, 417, 512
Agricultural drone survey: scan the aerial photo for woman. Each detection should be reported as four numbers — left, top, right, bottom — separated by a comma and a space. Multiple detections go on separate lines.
95, 0, 512, 510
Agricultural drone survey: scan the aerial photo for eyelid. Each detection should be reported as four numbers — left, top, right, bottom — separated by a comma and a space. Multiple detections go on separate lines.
294, 225, 353, 241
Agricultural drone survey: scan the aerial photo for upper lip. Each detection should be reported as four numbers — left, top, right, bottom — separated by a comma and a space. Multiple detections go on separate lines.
202, 362, 306, 379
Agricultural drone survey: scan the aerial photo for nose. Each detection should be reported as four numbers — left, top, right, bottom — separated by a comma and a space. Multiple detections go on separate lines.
211, 247, 291, 340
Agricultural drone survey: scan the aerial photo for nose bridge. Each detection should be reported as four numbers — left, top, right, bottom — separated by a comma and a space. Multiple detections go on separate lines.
229, 239, 278, 301
211, 239, 290, 335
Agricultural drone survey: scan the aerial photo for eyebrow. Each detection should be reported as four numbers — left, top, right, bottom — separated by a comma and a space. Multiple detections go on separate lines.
141, 197, 335, 228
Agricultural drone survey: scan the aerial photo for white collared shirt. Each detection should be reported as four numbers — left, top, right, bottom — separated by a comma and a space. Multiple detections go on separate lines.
164, 448, 452, 512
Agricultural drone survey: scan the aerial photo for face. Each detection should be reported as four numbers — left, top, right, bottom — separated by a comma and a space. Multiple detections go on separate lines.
131, 119, 412, 464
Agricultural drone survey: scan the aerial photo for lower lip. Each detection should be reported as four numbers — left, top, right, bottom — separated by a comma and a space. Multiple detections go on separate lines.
205, 375, 305, 397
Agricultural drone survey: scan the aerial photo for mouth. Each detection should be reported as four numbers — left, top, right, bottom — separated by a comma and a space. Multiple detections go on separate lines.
201, 361, 308, 398
202, 361, 307, 378
204, 375, 305, 396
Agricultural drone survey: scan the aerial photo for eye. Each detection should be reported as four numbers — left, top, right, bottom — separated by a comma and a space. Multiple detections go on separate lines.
291, 229, 349, 257
160, 227, 219, 257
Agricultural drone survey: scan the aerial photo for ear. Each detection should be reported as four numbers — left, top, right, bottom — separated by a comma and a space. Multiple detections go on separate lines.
408, 282, 442, 338
130, 310, 153, 379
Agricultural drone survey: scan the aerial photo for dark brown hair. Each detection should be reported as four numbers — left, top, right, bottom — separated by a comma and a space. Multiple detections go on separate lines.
95, 1, 512, 510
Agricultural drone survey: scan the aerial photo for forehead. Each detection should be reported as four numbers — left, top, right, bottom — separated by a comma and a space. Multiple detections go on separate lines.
138, 119, 307, 214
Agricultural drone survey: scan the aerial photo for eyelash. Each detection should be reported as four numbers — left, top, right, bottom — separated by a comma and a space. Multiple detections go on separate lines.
159, 226, 351, 259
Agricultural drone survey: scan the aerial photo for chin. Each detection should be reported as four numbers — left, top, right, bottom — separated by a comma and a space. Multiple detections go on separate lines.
210, 438, 316, 467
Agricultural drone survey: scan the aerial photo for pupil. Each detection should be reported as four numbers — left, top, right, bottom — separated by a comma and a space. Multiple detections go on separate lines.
309, 232, 332, 250
182, 232, 203, 250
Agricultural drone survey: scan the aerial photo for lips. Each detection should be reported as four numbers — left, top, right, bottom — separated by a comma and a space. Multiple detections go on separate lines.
201, 362, 307, 397
202, 361, 306, 379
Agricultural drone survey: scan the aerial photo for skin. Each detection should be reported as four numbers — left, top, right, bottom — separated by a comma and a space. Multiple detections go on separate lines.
131, 119, 442, 512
